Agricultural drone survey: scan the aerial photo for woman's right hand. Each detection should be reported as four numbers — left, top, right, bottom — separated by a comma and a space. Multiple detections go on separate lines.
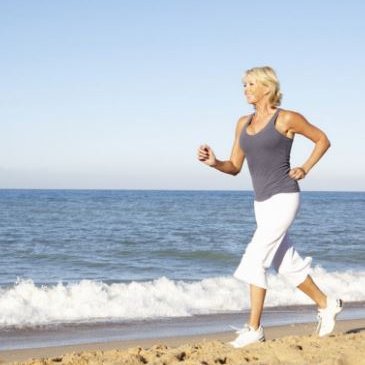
197, 144, 217, 166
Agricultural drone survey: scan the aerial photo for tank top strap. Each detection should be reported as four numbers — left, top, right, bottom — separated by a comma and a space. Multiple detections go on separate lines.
271, 108, 281, 126
243, 113, 255, 135
244, 109, 280, 136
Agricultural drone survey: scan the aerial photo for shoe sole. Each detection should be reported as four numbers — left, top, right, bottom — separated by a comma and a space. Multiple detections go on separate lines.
228, 336, 266, 348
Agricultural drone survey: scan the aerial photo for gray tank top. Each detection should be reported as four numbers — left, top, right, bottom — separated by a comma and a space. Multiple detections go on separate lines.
240, 108, 300, 201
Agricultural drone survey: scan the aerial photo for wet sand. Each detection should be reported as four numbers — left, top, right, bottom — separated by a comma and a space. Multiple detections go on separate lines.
1, 318, 364, 364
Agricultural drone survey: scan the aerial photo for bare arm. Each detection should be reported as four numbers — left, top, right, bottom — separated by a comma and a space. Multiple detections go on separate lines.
197, 117, 247, 176
285, 111, 331, 180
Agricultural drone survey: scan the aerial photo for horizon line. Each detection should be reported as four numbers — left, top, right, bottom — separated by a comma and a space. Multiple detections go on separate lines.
0, 188, 364, 193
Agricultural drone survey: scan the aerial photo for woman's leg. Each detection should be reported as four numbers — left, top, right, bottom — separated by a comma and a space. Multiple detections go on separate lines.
228, 284, 266, 348
234, 193, 301, 289
249, 284, 266, 329
297, 275, 327, 309
298, 275, 343, 336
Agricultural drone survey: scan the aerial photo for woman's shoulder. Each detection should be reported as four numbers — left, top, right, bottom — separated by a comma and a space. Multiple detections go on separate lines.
235, 114, 253, 135
279, 108, 306, 121
277, 108, 310, 134
237, 113, 254, 126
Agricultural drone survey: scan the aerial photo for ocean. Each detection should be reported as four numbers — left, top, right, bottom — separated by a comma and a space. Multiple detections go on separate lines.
0, 189, 364, 350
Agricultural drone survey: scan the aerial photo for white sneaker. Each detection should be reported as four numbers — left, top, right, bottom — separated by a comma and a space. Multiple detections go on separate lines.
228, 324, 265, 348
316, 298, 343, 337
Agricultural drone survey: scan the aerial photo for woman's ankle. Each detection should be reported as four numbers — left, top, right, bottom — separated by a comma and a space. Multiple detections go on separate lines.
248, 322, 260, 330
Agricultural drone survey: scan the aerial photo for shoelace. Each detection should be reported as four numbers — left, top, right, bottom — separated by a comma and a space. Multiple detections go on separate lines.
229, 324, 251, 334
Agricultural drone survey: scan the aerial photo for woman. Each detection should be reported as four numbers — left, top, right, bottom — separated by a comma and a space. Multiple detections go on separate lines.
197, 66, 343, 348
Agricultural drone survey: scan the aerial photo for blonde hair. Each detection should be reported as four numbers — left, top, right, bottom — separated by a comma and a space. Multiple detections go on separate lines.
243, 66, 283, 106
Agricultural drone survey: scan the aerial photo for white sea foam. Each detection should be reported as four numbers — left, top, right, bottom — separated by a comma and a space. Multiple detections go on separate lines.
0, 266, 364, 327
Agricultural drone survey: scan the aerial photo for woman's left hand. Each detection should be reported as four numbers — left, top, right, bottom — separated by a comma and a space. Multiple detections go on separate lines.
289, 167, 307, 180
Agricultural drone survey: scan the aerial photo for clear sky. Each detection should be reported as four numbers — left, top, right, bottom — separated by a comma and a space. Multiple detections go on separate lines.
1, 0, 364, 190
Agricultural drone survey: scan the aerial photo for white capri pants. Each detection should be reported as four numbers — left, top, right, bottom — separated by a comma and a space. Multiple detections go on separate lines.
233, 192, 312, 289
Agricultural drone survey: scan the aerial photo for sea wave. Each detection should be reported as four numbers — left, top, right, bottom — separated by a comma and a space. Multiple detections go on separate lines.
0, 266, 364, 328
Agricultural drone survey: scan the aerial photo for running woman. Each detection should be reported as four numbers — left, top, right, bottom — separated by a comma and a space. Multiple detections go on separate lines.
197, 66, 343, 348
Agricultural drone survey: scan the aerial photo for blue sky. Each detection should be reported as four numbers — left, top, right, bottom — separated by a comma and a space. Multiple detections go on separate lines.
1, 0, 364, 190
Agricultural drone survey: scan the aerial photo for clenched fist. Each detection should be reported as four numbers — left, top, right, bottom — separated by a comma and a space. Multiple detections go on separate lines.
197, 144, 217, 167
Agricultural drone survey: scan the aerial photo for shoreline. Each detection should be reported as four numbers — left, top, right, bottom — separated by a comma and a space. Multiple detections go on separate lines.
1, 318, 365, 364
1, 302, 365, 352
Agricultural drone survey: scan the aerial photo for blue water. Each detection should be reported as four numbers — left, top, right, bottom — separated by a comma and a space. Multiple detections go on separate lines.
0, 190, 363, 285
0, 189, 364, 330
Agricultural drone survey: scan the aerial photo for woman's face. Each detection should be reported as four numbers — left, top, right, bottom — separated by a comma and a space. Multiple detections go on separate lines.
243, 75, 270, 105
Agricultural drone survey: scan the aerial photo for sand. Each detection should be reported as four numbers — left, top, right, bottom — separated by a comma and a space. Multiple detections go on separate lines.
1, 319, 364, 365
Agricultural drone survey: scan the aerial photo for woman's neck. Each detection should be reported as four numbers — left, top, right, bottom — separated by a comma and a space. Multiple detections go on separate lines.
254, 103, 276, 117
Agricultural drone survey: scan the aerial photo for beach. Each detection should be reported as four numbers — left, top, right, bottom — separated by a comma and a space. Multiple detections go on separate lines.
1, 190, 364, 364
0, 319, 364, 364
2, 0, 365, 361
